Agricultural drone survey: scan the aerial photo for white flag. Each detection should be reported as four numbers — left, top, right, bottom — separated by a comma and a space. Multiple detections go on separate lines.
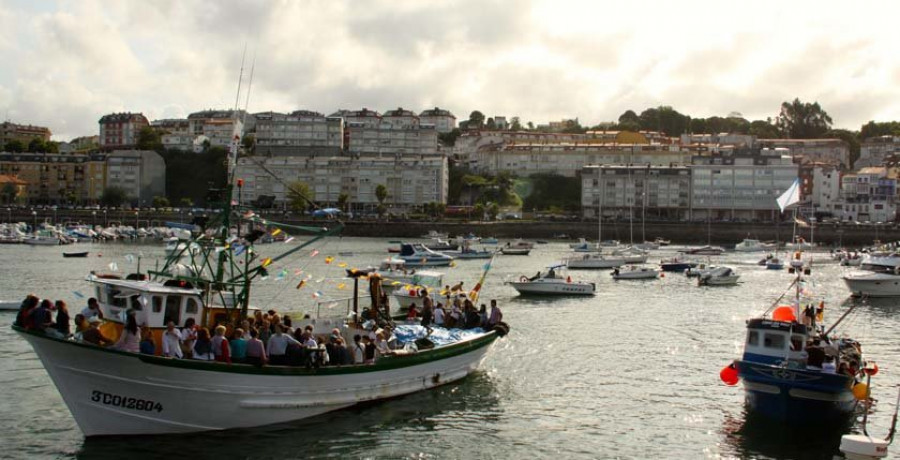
776, 178, 800, 212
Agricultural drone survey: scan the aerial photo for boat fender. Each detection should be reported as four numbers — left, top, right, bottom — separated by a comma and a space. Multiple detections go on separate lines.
492, 321, 510, 337
95, 274, 121, 279
519, 276, 528, 282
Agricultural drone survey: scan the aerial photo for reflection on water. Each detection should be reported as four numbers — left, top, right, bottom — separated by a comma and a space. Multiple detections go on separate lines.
720, 407, 854, 459
75, 372, 501, 460
841, 296, 900, 318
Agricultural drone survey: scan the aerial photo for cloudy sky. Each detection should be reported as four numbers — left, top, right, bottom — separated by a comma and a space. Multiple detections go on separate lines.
2, 0, 900, 140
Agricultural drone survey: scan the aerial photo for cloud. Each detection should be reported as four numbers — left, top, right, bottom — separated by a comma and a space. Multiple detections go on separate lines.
1, 0, 899, 140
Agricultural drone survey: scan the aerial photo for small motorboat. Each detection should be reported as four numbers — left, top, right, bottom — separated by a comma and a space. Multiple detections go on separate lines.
535, 240, 549, 244
506, 266, 595, 296
698, 266, 740, 286
481, 237, 499, 245
765, 258, 784, 270
500, 247, 530, 256
682, 245, 725, 256
654, 237, 671, 246
63, 251, 89, 258
611, 266, 659, 280
685, 263, 715, 278
660, 257, 697, 272
564, 253, 625, 269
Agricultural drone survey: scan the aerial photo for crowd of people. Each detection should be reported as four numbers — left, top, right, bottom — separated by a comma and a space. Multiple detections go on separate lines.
13, 294, 503, 369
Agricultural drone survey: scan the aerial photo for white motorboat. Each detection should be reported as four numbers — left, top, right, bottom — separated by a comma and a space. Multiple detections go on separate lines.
569, 238, 590, 249
163, 237, 200, 257
506, 267, 595, 296
448, 240, 493, 259
397, 243, 455, 267
734, 238, 775, 252
611, 266, 659, 280
23, 235, 60, 246
697, 266, 740, 286
0, 300, 20, 311
506, 239, 534, 250
421, 230, 448, 239
682, 245, 725, 256
843, 252, 900, 297
564, 253, 626, 269
369, 258, 443, 294
499, 247, 530, 256
685, 263, 716, 278
635, 241, 660, 251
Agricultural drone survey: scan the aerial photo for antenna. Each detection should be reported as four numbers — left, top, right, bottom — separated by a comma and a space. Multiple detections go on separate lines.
242, 50, 256, 124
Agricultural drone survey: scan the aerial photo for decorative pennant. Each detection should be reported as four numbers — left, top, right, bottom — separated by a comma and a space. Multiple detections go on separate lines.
337, 262, 348, 268
108, 262, 118, 271
337, 283, 346, 290
271, 228, 282, 236
324, 256, 334, 264
261, 258, 273, 267
296, 280, 307, 290
284, 237, 295, 244
310, 250, 319, 258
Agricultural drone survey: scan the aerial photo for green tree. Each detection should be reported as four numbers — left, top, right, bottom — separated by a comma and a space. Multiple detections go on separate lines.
618, 110, 641, 126
152, 196, 170, 208
860, 121, 900, 140
526, 121, 534, 130
375, 184, 388, 205
438, 128, 461, 147
749, 119, 780, 138
287, 181, 314, 212
487, 203, 500, 220
137, 126, 163, 151
100, 187, 129, 207
376, 203, 387, 218
241, 134, 256, 156
179, 197, 194, 208
1, 183, 16, 203
27, 138, 46, 153
486, 117, 496, 130
510, 117, 522, 131
468, 111, 485, 129
4, 140, 24, 152
337, 192, 350, 212
472, 203, 485, 221
775, 98, 833, 138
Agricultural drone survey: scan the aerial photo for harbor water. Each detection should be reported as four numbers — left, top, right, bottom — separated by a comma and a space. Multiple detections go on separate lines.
1, 238, 898, 459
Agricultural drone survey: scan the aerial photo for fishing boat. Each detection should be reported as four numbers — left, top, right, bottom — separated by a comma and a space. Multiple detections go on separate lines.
564, 253, 625, 269
723, 257, 870, 424
13, 119, 505, 438
448, 240, 493, 259
396, 243, 455, 267
842, 252, 900, 297
734, 238, 776, 252
685, 263, 715, 278
611, 266, 659, 280
506, 266, 595, 296
421, 230, 448, 239
697, 266, 740, 286
364, 258, 443, 294
63, 251, 89, 258
654, 237, 671, 246
424, 238, 458, 252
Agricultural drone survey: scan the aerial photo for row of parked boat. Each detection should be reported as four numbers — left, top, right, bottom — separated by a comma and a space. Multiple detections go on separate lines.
0, 222, 196, 245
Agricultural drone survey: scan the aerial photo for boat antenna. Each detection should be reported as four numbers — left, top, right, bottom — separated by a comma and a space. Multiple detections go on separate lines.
242, 49, 255, 126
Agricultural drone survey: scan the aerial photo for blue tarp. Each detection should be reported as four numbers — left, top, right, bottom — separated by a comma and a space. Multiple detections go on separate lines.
392, 325, 486, 347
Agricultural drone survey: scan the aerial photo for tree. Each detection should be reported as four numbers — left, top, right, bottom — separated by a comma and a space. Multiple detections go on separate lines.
438, 128, 461, 147
241, 134, 256, 156
337, 192, 350, 212
4, 140, 24, 152
137, 127, 163, 151
487, 203, 500, 220
179, 197, 194, 208
376, 203, 387, 218
526, 121, 534, 130
775, 98, 833, 138
100, 187, 129, 207
510, 117, 522, 131
375, 184, 388, 205
152, 196, 170, 208
472, 203, 485, 221
486, 117, 496, 130
287, 180, 315, 213
468, 111, 485, 129
749, 119, 780, 138
1, 183, 17, 204
27, 138, 45, 153
618, 110, 641, 126
860, 121, 900, 140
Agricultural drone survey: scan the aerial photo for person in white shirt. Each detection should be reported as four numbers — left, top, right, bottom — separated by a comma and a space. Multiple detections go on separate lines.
267, 325, 301, 365
161, 321, 183, 358
374, 332, 391, 356
180, 318, 198, 359
433, 303, 445, 326
350, 334, 364, 364
81, 298, 103, 320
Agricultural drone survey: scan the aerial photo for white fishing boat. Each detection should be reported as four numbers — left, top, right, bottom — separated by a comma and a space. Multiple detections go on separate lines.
505, 239, 534, 250
698, 266, 740, 286
685, 263, 716, 278
367, 258, 443, 294
734, 238, 776, 252
397, 243, 455, 267
611, 266, 659, 280
506, 266, 595, 296
564, 253, 626, 269
23, 234, 61, 246
843, 252, 900, 297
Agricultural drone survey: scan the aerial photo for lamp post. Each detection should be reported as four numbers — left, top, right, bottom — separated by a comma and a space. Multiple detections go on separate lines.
31, 210, 37, 232
103, 209, 108, 227
92, 210, 97, 227
135, 211, 139, 230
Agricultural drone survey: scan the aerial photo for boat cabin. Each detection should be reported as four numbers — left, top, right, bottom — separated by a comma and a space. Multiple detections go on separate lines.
742, 318, 809, 366
92, 276, 205, 329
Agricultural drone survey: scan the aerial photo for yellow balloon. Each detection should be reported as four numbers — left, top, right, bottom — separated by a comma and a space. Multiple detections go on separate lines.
853, 382, 869, 401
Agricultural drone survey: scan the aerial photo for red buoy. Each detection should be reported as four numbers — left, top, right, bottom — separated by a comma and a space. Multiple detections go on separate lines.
720, 363, 739, 386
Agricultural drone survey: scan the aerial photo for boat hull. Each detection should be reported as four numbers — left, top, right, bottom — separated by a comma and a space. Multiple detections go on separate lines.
16, 326, 498, 436
843, 273, 900, 297
736, 360, 857, 423
661, 262, 696, 272
507, 282, 595, 295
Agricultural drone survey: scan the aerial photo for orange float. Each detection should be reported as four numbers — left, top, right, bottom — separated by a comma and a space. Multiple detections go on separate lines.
772, 306, 796, 322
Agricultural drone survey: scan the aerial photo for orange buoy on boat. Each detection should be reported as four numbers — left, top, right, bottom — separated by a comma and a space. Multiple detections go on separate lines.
772, 306, 796, 322
720, 363, 739, 386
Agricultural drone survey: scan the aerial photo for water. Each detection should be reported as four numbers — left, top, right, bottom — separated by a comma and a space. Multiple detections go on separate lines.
1, 238, 899, 459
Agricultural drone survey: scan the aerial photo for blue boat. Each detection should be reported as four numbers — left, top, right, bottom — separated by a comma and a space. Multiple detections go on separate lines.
728, 268, 868, 424
660, 257, 697, 272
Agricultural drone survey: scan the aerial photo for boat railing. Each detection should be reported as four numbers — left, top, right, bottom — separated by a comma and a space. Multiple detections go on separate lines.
314, 297, 354, 320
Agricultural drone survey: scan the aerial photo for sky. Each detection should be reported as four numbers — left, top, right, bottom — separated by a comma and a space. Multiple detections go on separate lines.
2, 0, 900, 140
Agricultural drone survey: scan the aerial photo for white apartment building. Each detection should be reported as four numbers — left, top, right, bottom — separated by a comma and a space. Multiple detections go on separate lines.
151, 119, 193, 151
832, 167, 898, 222
690, 154, 798, 221
471, 143, 692, 178
105, 150, 166, 205
809, 164, 842, 216
759, 138, 850, 168
187, 110, 246, 149
382, 108, 419, 129
233, 154, 448, 210
329, 108, 382, 128
418, 108, 457, 134
581, 165, 692, 220
254, 111, 343, 156
345, 121, 438, 156
858, 136, 900, 168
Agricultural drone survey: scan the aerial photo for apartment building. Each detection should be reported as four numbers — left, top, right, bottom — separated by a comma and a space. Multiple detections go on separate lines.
858, 136, 900, 168
418, 107, 457, 134
0, 122, 52, 146
690, 153, 798, 221
581, 165, 692, 220
151, 119, 193, 151
98, 113, 149, 149
254, 111, 343, 156
0, 152, 107, 204
105, 150, 166, 205
187, 110, 248, 149
759, 138, 850, 168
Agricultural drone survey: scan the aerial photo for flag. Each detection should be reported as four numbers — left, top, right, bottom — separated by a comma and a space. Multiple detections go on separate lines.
284, 237, 295, 244
469, 253, 497, 302
124, 254, 135, 263
338, 262, 348, 268
296, 280, 307, 289
337, 283, 346, 290
310, 250, 319, 258
325, 256, 334, 264
794, 216, 809, 228
271, 228, 282, 236
261, 257, 273, 268
776, 178, 801, 212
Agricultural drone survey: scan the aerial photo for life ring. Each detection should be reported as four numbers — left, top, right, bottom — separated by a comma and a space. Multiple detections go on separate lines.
519, 276, 528, 282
